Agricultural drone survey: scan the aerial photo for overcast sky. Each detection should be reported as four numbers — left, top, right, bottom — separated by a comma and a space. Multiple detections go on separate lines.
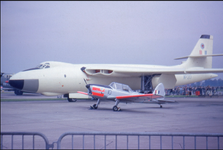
1, 1, 223, 79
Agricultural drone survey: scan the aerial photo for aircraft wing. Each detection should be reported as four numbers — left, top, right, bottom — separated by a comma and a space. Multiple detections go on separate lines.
112, 94, 163, 103
114, 95, 176, 104
116, 94, 161, 100
81, 66, 223, 77
112, 94, 176, 104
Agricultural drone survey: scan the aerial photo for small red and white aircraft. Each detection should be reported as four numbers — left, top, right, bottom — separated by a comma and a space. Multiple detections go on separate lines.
78, 82, 176, 111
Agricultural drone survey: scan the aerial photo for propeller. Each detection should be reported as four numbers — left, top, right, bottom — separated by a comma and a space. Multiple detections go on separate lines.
83, 78, 88, 85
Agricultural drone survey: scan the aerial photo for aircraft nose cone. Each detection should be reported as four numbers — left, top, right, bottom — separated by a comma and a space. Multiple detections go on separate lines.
9, 80, 24, 90
9, 79, 39, 92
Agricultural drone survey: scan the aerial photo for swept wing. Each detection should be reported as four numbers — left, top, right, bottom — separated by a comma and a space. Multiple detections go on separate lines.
81, 66, 223, 77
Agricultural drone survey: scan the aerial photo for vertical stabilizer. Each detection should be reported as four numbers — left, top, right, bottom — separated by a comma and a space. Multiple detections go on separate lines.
190, 35, 213, 57
180, 35, 213, 69
153, 83, 165, 98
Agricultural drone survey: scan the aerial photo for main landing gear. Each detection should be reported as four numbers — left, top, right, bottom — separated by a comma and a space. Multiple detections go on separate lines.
14, 89, 23, 95
113, 99, 121, 111
112, 106, 121, 111
67, 98, 77, 102
90, 99, 100, 109
91, 104, 98, 109
90, 99, 121, 111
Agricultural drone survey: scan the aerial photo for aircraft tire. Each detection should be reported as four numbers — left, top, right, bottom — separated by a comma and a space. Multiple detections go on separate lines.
67, 98, 77, 102
93, 104, 98, 109
113, 106, 118, 111
14, 89, 23, 95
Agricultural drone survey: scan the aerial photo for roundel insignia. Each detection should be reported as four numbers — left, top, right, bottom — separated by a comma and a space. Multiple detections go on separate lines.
201, 43, 204, 49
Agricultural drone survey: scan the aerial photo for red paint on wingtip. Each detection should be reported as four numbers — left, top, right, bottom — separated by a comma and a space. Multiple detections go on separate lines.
77, 91, 89, 95
116, 94, 161, 99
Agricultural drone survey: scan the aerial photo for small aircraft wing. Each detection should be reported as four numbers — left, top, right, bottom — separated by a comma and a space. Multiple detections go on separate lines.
115, 83, 172, 104
115, 95, 176, 104
114, 83, 176, 104
113, 94, 163, 104
116, 94, 162, 100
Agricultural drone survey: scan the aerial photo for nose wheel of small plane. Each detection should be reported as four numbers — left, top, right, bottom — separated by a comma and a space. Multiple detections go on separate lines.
160, 105, 163, 108
113, 106, 121, 111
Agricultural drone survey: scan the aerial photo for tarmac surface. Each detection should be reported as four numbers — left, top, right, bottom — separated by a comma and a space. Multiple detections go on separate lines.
1, 91, 223, 149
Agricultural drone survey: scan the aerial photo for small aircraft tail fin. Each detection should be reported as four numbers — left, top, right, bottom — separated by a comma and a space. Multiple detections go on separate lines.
153, 83, 165, 98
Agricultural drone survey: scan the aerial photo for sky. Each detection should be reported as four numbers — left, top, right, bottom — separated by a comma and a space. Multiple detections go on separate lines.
1, 1, 223, 79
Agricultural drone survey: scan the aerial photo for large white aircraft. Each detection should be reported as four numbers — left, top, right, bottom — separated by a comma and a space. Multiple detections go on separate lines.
9, 35, 223, 102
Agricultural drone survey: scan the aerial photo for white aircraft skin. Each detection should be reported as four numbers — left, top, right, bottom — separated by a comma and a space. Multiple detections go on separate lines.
9, 35, 223, 101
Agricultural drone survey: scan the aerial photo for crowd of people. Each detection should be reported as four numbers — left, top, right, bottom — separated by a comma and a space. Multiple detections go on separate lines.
166, 86, 223, 96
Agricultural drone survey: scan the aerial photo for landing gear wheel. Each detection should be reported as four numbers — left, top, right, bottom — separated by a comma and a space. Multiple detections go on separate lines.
67, 98, 77, 102
93, 104, 98, 109
14, 89, 23, 95
113, 106, 118, 111
160, 105, 163, 108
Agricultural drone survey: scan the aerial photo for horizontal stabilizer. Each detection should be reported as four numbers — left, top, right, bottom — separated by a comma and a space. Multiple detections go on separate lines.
175, 54, 223, 60
157, 99, 176, 103
151, 98, 177, 104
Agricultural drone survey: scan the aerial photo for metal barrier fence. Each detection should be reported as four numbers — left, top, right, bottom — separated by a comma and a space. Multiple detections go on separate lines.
1, 132, 53, 149
57, 132, 223, 149
1, 132, 223, 149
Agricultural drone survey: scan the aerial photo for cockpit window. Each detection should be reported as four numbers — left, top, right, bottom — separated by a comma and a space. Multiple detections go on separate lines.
37, 64, 44, 69
123, 85, 130, 92
109, 82, 133, 93
37, 63, 50, 69
44, 63, 50, 68
116, 83, 123, 90
23, 63, 50, 72
109, 82, 115, 89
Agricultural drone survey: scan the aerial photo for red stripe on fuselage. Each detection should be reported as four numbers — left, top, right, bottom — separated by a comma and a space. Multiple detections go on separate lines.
92, 92, 104, 97
92, 87, 105, 92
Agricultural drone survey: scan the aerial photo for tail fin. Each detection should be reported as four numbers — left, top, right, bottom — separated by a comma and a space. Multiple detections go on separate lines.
176, 35, 214, 69
153, 83, 165, 98
189, 35, 213, 58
